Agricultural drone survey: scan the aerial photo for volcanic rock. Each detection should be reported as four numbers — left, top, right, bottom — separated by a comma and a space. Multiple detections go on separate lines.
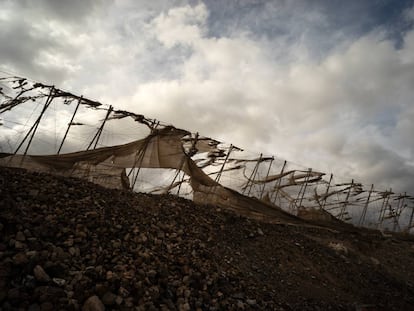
82, 295, 105, 311
33, 265, 51, 283
1, 167, 414, 310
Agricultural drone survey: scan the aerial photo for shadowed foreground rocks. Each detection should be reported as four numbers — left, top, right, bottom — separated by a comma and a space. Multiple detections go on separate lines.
0, 167, 414, 310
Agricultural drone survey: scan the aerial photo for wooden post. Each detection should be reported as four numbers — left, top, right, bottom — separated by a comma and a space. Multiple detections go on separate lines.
14, 87, 55, 155
57, 96, 82, 154
359, 184, 374, 226
339, 179, 353, 220
87, 105, 113, 150
321, 174, 333, 210
298, 168, 312, 208
260, 157, 274, 199
272, 160, 287, 205
214, 144, 233, 183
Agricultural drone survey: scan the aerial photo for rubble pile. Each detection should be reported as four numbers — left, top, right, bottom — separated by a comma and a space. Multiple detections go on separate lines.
1, 167, 414, 310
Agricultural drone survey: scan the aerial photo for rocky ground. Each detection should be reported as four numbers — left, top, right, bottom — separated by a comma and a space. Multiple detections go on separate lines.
1, 167, 414, 311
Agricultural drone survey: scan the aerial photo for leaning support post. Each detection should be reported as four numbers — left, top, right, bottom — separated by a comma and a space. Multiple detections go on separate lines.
214, 144, 233, 183
131, 152, 145, 190
87, 105, 113, 150
272, 160, 287, 205
168, 155, 187, 195
359, 184, 374, 227
130, 140, 152, 190
245, 153, 263, 196
127, 132, 155, 191
407, 205, 414, 232
14, 87, 55, 155
377, 188, 391, 228
321, 174, 333, 210
169, 166, 183, 194
176, 171, 187, 195
393, 192, 406, 232
58, 96, 82, 154
379, 188, 392, 227
150, 120, 160, 133
339, 179, 354, 220
289, 171, 305, 211
298, 168, 312, 208
260, 156, 274, 199
175, 133, 199, 195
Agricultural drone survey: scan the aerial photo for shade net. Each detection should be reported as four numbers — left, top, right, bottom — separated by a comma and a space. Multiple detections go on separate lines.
1, 75, 413, 232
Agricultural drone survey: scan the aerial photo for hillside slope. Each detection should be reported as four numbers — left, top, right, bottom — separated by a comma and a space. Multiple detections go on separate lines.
1, 167, 414, 310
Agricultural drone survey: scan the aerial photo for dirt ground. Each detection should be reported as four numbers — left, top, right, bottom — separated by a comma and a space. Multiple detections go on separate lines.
1, 167, 414, 310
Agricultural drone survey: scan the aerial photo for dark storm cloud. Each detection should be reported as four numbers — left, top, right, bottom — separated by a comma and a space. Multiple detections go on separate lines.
204, 0, 414, 58
20, 0, 106, 23
0, 17, 65, 82
0, 0, 108, 83
345, 142, 414, 193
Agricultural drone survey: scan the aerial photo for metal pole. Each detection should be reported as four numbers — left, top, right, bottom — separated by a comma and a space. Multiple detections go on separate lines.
186, 132, 199, 157
58, 96, 82, 154
169, 168, 182, 193
176, 171, 186, 195
131, 154, 144, 189
377, 188, 391, 228
321, 174, 333, 210
244, 153, 263, 196
215, 144, 233, 183
149, 120, 160, 133
289, 169, 309, 209
127, 133, 154, 190
14, 87, 55, 155
298, 168, 312, 208
407, 205, 414, 232
359, 184, 374, 226
175, 133, 199, 195
272, 160, 287, 205
393, 193, 406, 232
87, 105, 113, 150
82, 105, 113, 185
131, 140, 151, 189
260, 157, 274, 199
378, 188, 392, 227
339, 179, 353, 220
168, 156, 186, 194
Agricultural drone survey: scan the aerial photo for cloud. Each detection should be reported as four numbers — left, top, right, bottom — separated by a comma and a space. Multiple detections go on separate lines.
343, 142, 414, 191
119, 3, 414, 192
126, 4, 277, 148
151, 3, 208, 48
0, 0, 107, 83
20, 0, 106, 23
1, 0, 414, 194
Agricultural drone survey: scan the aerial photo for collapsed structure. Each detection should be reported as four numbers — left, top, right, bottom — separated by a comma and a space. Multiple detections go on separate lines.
0, 125, 301, 224
1, 75, 413, 232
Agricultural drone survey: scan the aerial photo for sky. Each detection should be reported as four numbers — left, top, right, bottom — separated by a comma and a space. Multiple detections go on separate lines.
1, 0, 414, 193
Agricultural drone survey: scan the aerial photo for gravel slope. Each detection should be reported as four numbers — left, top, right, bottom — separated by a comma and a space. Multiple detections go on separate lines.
1, 167, 414, 310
